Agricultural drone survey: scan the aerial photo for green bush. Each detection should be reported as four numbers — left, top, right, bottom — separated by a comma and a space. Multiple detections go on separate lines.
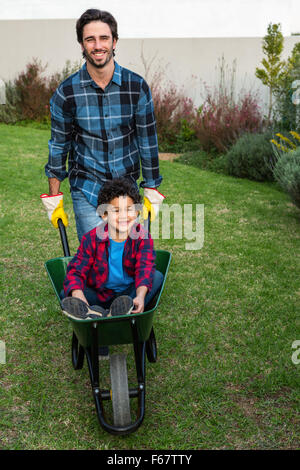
177, 149, 228, 174
272, 147, 300, 209
0, 59, 82, 125
0, 80, 22, 123
225, 131, 275, 181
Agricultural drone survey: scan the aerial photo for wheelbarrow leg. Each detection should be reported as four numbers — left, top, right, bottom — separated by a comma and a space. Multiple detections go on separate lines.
84, 323, 105, 419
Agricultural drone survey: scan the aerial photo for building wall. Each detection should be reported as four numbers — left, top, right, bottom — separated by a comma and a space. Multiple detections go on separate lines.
0, 19, 299, 108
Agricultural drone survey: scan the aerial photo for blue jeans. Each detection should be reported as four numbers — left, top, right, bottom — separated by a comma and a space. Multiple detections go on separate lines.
71, 189, 102, 242
60, 270, 164, 311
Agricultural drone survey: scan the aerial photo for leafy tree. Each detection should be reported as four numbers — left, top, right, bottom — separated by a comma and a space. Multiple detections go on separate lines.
255, 23, 286, 125
274, 42, 300, 131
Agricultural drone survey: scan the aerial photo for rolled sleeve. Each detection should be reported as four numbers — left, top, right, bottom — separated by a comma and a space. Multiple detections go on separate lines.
45, 88, 74, 181
63, 233, 95, 296
134, 235, 155, 292
136, 81, 162, 189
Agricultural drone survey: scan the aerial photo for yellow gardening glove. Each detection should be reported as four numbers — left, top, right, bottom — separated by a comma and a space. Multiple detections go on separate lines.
40, 192, 68, 228
142, 188, 165, 222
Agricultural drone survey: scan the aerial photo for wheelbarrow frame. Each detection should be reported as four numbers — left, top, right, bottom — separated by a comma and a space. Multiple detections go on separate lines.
45, 219, 171, 435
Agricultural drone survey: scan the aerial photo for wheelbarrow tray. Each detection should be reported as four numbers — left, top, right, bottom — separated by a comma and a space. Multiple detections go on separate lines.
45, 249, 171, 347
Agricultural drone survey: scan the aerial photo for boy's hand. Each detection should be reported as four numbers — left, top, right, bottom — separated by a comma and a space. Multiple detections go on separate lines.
132, 295, 145, 313
132, 286, 148, 313
71, 289, 89, 304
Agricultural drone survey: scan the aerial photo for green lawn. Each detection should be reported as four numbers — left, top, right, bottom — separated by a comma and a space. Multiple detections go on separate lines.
0, 123, 299, 450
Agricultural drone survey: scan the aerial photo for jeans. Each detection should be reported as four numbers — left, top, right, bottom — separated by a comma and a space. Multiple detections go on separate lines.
60, 270, 164, 311
71, 189, 102, 242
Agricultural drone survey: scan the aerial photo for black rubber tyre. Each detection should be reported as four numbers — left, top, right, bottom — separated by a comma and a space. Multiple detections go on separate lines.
71, 332, 85, 370
109, 353, 131, 427
146, 328, 157, 363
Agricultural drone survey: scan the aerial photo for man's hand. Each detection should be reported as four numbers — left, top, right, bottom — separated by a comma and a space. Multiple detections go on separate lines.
40, 192, 68, 228
143, 188, 165, 222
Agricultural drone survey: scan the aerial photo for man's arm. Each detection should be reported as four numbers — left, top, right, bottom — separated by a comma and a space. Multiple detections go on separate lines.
48, 177, 61, 196
45, 86, 74, 187
135, 80, 162, 189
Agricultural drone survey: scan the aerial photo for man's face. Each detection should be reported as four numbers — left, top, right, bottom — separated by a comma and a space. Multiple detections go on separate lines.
81, 20, 117, 69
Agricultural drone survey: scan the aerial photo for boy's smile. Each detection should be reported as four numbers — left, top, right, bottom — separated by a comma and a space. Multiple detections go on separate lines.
104, 195, 138, 241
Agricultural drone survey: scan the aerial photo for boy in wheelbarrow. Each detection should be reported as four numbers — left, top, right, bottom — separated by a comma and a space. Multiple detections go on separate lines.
61, 178, 164, 322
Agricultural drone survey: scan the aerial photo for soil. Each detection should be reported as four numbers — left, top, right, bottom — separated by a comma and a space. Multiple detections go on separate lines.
158, 153, 181, 161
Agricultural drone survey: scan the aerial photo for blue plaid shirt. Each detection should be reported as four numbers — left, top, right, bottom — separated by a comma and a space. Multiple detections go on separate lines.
45, 61, 162, 207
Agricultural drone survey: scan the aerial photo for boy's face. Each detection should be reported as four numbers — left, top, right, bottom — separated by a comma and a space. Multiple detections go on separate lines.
104, 195, 138, 239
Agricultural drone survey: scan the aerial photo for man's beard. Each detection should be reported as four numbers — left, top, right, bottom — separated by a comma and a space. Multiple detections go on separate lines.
82, 45, 114, 69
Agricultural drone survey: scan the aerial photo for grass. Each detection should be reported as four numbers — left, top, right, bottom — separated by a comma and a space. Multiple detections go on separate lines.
0, 123, 299, 450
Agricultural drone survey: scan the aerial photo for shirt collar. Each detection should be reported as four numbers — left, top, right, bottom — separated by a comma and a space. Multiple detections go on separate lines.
80, 61, 122, 88
95, 221, 144, 242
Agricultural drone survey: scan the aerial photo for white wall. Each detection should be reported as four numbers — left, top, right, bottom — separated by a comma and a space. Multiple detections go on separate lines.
0, 18, 299, 111
1, 0, 299, 37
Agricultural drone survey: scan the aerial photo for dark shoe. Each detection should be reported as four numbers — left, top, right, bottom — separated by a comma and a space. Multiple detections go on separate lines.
90, 304, 110, 318
109, 295, 134, 317
61, 297, 107, 321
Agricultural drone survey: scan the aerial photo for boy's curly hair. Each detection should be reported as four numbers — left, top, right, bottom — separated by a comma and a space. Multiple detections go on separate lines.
97, 178, 142, 207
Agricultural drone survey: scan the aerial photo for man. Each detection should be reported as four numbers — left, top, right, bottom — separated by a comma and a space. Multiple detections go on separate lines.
41, 9, 164, 241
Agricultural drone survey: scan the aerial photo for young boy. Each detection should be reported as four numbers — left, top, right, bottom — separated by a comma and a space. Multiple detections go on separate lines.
61, 178, 163, 321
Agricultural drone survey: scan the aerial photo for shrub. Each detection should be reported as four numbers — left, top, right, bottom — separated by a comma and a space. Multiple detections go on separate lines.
225, 131, 275, 181
177, 149, 228, 174
272, 146, 300, 209
193, 91, 264, 153
0, 59, 82, 124
151, 80, 200, 152
273, 43, 300, 132
192, 56, 264, 154
0, 80, 22, 123
13, 59, 52, 121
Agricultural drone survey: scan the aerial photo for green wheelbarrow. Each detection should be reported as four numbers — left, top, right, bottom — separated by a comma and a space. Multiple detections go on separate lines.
45, 220, 171, 436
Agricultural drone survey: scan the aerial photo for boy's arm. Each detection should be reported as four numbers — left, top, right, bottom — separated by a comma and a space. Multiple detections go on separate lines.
134, 231, 155, 302
63, 232, 95, 299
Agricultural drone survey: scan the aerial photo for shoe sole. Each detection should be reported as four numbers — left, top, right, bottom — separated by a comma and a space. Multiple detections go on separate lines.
109, 295, 134, 317
61, 297, 105, 321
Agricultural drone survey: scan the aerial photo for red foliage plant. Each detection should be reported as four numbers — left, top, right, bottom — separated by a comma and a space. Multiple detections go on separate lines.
192, 87, 264, 153
13, 59, 61, 121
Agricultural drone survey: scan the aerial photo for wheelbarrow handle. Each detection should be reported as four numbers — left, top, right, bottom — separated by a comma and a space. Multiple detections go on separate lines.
58, 218, 71, 257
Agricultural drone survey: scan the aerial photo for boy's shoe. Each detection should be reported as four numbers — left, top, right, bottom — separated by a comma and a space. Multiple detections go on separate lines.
109, 295, 134, 317
61, 297, 108, 321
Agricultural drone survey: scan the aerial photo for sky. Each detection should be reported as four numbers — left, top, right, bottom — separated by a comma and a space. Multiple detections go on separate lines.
0, 0, 299, 38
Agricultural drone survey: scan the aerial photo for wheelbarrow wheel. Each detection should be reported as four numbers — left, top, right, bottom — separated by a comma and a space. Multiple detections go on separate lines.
146, 328, 157, 363
110, 353, 131, 427
71, 332, 84, 370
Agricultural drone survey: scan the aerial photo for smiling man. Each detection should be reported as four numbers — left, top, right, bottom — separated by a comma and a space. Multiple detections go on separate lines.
43, 9, 164, 242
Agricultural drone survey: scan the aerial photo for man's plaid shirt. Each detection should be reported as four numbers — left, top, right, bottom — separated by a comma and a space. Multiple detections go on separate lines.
63, 223, 155, 302
45, 61, 162, 207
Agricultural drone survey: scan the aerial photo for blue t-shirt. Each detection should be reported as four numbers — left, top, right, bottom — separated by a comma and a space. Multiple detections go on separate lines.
104, 238, 134, 292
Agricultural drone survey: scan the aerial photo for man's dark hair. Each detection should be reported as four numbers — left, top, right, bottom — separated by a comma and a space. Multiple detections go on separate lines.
76, 9, 119, 44
97, 178, 142, 207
